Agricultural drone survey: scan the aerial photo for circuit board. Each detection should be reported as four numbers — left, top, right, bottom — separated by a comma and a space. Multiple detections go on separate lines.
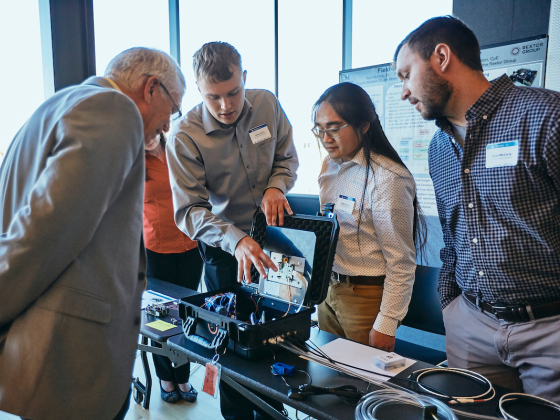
266, 252, 305, 289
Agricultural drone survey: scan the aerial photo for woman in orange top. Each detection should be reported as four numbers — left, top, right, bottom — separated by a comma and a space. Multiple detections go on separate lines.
144, 133, 203, 404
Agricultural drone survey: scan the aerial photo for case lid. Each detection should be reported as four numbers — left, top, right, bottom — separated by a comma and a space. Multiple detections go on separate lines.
249, 209, 339, 306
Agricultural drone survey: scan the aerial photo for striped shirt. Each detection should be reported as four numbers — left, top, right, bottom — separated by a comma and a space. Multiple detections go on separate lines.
429, 75, 560, 309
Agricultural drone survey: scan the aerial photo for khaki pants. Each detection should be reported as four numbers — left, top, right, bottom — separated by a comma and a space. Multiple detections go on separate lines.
444, 294, 560, 403
317, 278, 383, 345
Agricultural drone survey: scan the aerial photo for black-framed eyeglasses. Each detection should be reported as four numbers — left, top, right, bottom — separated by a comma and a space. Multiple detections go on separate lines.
311, 124, 349, 140
159, 81, 182, 121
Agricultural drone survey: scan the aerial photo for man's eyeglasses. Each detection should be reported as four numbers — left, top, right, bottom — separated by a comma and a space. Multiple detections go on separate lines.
311, 124, 349, 140
159, 81, 182, 121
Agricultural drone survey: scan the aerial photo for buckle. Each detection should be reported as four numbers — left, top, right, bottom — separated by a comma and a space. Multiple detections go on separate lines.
492, 305, 531, 323
332, 272, 345, 282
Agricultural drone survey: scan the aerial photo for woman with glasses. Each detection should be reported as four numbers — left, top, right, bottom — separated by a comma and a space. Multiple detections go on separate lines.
144, 133, 202, 403
312, 82, 425, 351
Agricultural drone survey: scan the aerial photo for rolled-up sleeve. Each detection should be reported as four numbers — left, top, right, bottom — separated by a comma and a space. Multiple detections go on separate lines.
166, 132, 247, 255
371, 172, 417, 336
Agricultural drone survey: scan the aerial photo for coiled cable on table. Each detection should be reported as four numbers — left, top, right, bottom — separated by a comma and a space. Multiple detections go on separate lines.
499, 393, 560, 419
410, 367, 495, 404
355, 389, 458, 420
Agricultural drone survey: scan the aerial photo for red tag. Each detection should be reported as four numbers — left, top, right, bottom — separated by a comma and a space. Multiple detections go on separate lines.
202, 362, 220, 398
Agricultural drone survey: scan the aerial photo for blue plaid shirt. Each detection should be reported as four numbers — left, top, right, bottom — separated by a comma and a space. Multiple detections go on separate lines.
429, 75, 560, 309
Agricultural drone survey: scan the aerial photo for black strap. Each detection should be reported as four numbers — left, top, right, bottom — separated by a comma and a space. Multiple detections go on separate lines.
332, 272, 385, 286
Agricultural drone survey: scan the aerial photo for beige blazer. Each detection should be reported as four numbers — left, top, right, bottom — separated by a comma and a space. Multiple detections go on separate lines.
0, 77, 146, 419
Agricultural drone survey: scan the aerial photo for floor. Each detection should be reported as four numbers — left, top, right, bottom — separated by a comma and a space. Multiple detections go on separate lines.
125, 352, 222, 420
125, 351, 312, 420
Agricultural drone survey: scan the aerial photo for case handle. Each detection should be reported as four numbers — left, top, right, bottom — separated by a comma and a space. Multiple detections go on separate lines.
183, 316, 229, 352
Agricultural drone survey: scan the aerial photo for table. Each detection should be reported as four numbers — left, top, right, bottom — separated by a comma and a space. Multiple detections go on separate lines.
140, 278, 511, 419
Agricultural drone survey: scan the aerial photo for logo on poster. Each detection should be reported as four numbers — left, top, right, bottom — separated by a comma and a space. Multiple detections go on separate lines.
511, 47, 520, 55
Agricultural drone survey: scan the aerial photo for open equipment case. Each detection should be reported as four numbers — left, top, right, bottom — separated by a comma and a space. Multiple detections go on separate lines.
179, 206, 339, 359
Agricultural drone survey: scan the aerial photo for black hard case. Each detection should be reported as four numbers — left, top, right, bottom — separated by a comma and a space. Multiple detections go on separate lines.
179, 209, 339, 359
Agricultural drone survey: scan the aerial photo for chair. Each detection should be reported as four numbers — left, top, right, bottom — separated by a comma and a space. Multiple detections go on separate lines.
394, 265, 447, 365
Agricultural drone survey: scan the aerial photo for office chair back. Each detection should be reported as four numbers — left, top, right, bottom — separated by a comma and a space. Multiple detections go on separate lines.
402, 265, 445, 335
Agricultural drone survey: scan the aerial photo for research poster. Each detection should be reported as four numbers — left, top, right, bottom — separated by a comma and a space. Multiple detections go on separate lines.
340, 36, 547, 218
340, 36, 548, 265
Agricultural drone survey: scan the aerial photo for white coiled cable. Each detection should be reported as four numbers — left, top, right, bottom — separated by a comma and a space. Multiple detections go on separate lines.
355, 389, 458, 420
412, 367, 495, 404
499, 393, 560, 419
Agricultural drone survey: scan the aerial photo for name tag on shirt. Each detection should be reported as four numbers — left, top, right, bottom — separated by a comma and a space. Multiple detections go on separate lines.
336, 195, 355, 214
486, 141, 519, 168
248, 124, 272, 144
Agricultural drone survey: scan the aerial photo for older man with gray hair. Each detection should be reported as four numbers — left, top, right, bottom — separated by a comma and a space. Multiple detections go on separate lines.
0, 47, 185, 420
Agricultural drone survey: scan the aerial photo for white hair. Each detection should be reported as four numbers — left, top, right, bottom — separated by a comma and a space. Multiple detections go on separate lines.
104, 47, 185, 97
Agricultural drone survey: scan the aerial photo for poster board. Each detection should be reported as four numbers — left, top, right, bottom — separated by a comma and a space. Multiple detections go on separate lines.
340, 36, 548, 266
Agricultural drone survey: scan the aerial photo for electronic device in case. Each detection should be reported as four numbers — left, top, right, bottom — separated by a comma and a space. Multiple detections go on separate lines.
179, 206, 339, 359
145, 303, 169, 317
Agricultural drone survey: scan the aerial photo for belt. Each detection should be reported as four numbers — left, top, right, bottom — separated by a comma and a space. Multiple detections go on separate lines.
463, 293, 560, 323
332, 272, 385, 286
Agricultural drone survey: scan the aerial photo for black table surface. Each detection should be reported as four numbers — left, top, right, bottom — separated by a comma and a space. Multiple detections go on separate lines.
140, 277, 198, 342
146, 277, 510, 420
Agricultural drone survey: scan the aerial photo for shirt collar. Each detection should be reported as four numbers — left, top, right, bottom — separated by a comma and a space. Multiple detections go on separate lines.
202, 95, 253, 135
82, 76, 120, 91
436, 74, 514, 135
102, 77, 122, 92
331, 147, 368, 168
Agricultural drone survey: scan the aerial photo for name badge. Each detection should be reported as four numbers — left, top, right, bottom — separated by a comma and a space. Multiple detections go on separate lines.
486, 141, 518, 168
248, 124, 272, 144
335, 195, 355, 214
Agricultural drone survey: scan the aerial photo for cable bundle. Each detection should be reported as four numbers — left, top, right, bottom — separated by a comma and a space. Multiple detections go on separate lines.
355, 389, 458, 420
499, 393, 560, 419
409, 367, 495, 404
202, 292, 236, 317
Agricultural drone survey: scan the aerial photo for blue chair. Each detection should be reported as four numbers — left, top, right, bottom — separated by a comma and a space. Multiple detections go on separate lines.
394, 265, 447, 365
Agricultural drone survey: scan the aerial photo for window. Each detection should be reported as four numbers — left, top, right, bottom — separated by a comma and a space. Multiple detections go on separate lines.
93, 0, 170, 76
278, 0, 343, 195
352, 0, 453, 69
0, 0, 45, 158
179, 0, 275, 114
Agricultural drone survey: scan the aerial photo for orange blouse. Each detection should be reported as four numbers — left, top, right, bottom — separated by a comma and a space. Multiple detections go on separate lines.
143, 153, 197, 253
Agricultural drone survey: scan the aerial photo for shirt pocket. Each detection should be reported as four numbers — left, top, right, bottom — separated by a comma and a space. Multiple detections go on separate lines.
256, 137, 277, 182
255, 136, 275, 148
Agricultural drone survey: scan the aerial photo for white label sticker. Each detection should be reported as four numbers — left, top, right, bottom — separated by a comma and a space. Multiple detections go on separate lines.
335, 195, 355, 214
248, 124, 272, 144
486, 141, 519, 168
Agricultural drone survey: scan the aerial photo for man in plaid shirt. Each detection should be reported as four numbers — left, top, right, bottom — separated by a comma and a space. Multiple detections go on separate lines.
394, 16, 560, 402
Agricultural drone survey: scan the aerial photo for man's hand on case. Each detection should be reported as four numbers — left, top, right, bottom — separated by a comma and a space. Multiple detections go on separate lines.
235, 236, 277, 283
261, 188, 293, 226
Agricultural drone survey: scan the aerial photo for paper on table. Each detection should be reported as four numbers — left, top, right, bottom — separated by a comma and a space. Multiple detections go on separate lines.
145, 320, 176, 332
141, 289, 174, 309
302, 338, 415, 382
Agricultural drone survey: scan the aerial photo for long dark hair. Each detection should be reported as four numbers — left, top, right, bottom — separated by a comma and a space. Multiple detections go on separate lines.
312, 82, 426, 259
